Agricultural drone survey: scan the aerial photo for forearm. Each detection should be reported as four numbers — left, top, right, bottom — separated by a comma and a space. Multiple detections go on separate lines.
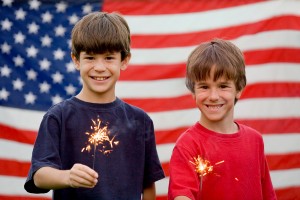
174, 196, 192, 200
33, 167, 70, 190
33, 164, 98, 190
142, 183, 155, 200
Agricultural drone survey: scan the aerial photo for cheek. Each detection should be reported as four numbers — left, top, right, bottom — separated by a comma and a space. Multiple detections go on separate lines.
193, 93, 206, 104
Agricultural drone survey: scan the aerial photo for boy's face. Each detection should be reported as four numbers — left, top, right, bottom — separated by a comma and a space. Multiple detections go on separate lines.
193, 72, 242, 129
72, 51, 130, 102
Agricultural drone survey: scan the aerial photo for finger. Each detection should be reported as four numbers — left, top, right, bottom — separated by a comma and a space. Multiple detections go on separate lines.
78, 164, 99, 179
69, 172, 98, 188
70, 175, 98, 188
70, 164, 98, 188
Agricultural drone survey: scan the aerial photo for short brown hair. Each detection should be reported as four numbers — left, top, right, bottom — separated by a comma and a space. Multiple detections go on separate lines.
71, 12, 131, 61
186, 38, 246, 93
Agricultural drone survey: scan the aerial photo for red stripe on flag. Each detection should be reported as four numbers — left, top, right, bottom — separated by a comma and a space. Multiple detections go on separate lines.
0, 196, 50, 200
237, 118, 300, 134
130, 15, 300, 48
0, 159, 30, 177
103, 0, 263, 15
244, 49, 300, 65
155, 127, 189, 144
161, 162, 170, 177
242, 83, 300, 99
267, 153, 300, 170
275, 187, 300, 200
0, 124, 37, 144
156, 197, 167, 200
121, 63, 185, 80
124, 96, 195, 112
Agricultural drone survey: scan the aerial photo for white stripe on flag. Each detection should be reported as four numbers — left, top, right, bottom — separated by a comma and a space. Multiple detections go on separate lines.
126, 1, 300, 34
0, 175, 52, 197
130, 30, 300, 65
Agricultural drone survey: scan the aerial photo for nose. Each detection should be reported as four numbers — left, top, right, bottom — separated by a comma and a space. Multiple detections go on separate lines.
93, 59, 106, 72
209, 88, 219, 101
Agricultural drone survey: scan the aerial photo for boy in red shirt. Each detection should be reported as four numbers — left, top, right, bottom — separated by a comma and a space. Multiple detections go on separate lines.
168, 39, 277, 200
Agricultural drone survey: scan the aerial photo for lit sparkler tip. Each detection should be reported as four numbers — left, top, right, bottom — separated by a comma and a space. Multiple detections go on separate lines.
190, 155, 213, 177
190, 156, 224, 178
82, 117, 119, 169
190, 155, 225, 197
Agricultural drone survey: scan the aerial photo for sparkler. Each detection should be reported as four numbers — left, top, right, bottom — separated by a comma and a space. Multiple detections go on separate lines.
81, 117, 119, 169
190, 155, 224, 198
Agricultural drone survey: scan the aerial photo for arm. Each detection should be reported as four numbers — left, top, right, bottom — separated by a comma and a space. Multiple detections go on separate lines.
34, 163, 98, 189
175, 196, 192, 200
142, 183, 155, 200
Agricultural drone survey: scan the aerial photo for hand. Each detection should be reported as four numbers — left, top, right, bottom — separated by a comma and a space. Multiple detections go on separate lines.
68, 163, 98, 188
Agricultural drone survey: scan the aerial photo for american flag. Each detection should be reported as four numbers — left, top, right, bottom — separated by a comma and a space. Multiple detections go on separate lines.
0, 0, 300, 199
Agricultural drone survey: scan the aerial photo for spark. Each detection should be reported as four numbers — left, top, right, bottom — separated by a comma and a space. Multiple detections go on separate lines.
81, 118, 119, 169
190, 155, 224, 196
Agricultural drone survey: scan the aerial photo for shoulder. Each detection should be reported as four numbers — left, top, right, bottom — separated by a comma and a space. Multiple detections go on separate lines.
238, 123, 264, 141
174, 123, 199, 148
43, 98, 76, 119
46, 97, 72, 110
239, 123, 261, 135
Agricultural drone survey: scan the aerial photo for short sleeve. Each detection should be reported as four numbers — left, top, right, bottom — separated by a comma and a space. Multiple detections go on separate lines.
24, 112, 62, 193
168, 145, 200, 200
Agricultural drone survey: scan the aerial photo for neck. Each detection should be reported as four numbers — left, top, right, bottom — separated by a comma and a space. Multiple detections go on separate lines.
76, 90, 116, 104
199, 120, 239, 134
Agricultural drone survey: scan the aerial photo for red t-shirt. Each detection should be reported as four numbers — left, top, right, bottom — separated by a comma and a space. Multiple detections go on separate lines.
168, 122, 277, 200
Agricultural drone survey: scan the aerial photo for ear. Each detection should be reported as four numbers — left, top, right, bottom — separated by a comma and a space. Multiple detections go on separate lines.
71, 53, 80, 70
120, 54, 131, 71
192, 93, 196, 100
236, 89, 243, 100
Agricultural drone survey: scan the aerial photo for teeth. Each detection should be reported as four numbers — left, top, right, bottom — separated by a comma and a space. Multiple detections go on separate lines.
207, 105, 221, 110
94, 77, 107, 81
209, 105, 220, 108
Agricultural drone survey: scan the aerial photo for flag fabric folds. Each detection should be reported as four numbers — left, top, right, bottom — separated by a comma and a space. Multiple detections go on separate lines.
1, 0, 300, 199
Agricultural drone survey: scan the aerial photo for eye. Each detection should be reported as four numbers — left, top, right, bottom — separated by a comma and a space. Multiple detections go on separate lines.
105, 56, 114, 60
196, 84, 208, 89
220, 84, 228, 88
87, 56, 94, 60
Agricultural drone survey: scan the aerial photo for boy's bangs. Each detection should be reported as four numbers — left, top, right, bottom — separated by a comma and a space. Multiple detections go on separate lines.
71, 13, 130, 58
192, 54, 237, 82
78, 28, 125, 54
212, 63, 237, 82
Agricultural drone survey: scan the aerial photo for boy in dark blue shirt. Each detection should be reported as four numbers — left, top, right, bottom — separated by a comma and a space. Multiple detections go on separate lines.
24, 11, 165, 200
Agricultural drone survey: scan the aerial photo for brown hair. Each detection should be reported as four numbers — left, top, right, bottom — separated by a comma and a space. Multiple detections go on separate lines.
186, 38, 246, 93
71, 12, 131, 61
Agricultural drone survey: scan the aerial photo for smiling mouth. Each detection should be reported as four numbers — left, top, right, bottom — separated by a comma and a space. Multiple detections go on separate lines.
206, 105, 223, 110
91, 76, 109, 81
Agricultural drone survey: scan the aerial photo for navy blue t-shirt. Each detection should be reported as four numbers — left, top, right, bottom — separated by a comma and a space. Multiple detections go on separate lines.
24, 97, 165, 199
